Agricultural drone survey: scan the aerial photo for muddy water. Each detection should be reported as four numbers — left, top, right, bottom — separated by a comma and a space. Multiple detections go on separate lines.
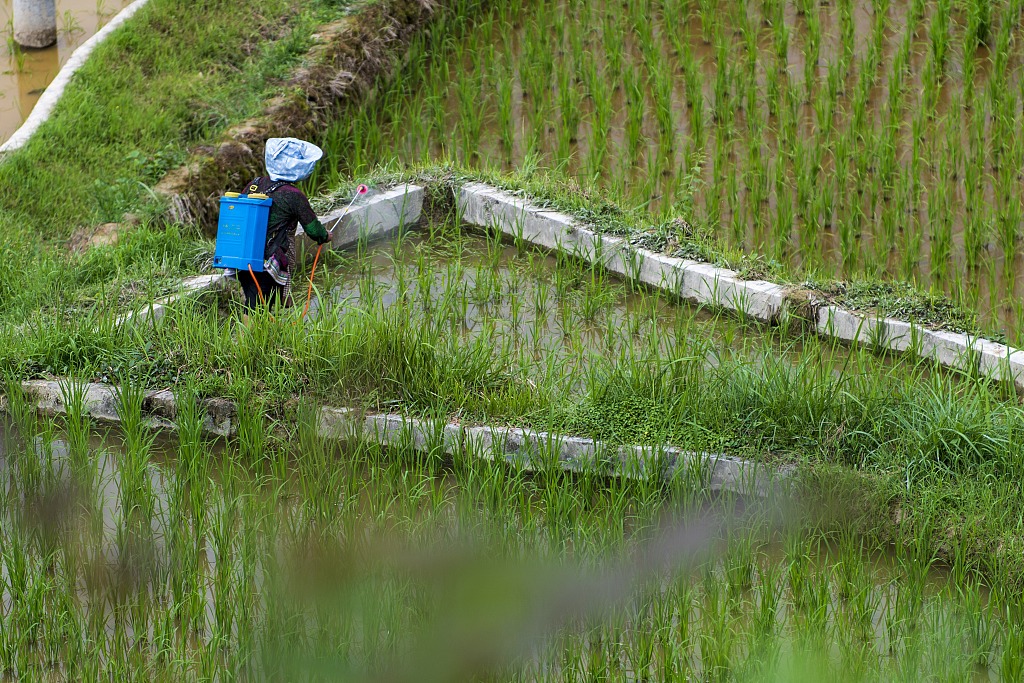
0, 0, 133, 143
328, 0, 1024, 344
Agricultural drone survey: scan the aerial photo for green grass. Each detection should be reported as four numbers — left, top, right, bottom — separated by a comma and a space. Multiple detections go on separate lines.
0, 0, 352, 235
0, 221, 211, 322
0, 0, 356, 323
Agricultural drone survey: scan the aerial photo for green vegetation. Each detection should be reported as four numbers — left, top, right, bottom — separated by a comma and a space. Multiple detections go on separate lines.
0, 0, 351, 319
312, 0, 1024, 344
1, 378, 1021, 680
2, 0, 1023, 677
5, 218, 1024, 591
2, 0, 349, 232
806, 278, 981, 336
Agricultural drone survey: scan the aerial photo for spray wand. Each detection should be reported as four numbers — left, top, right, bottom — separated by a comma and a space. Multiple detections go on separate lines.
302, 183, 369, 320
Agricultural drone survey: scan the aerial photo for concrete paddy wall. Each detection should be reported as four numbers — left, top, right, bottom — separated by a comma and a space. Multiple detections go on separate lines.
2, 380, 782, 498
10, 380, 236, 437
115, 273, 229, 328
318, 408, 782, 498
456, 182, 1024, 393
300, 184, 424, 251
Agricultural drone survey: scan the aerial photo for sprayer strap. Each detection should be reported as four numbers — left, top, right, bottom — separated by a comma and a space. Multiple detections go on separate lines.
248, 177, 290, 195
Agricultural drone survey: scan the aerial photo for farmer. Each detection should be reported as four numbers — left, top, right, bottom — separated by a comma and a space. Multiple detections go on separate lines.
238, 137, 331, 312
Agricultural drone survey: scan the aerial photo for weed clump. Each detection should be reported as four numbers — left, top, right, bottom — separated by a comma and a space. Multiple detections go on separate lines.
809, 279, 980, 334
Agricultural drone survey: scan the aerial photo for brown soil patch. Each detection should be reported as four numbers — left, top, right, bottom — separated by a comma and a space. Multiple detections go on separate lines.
68, 214, 141, 253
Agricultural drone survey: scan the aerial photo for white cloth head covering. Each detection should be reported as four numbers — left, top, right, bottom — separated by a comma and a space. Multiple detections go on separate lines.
264, 137, 324, 182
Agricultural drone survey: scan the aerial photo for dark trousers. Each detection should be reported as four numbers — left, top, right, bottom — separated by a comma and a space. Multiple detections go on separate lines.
239, 270, 283, 311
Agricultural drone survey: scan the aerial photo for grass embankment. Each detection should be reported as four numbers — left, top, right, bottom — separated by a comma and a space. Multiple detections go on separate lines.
0, 0, 354, 321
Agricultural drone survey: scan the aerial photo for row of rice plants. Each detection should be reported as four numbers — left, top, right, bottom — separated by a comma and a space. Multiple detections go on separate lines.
0, 374, 1021, 679
313, 0, 1024, 344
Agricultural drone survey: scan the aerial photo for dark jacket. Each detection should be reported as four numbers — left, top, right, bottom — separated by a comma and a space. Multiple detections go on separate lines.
246, 177, 330, 263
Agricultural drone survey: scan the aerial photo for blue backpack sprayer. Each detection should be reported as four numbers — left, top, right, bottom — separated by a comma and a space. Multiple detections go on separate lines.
212, 179, 369, 318
211, 189, 276, 309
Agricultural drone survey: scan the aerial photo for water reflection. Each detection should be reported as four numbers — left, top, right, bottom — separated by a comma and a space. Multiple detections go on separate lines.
0, 0, 132, 142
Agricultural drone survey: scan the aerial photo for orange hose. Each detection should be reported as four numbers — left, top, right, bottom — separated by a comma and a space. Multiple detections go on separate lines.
247, 264, 266, 306
247, 264, 276, 321
302, 243, 324, 320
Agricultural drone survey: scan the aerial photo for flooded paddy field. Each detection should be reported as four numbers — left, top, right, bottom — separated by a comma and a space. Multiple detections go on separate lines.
0, 397, 1020, 680
294, 220, 1010, 461
312, 0, 1024, 343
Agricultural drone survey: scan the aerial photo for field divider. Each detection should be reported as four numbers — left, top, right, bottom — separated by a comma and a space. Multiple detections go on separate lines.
319, 407, 788, 498
458, 182, 789, 324
4, 380, 236, 437
299, 183, 425, 252
0, 378, 787, 497
115, 273, 229, 328
457, 182, 1024, 393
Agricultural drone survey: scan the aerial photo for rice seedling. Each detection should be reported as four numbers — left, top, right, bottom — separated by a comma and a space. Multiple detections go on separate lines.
306, 0, 1024, 343
59, 10, 84, 38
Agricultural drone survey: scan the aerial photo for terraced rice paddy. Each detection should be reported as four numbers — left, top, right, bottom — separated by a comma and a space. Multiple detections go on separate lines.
1, 395, 1022, 680
291, 219, 1024, 581
312, 0, 1024, 342
314, 219, 957, 445
4, 0, 1024, 675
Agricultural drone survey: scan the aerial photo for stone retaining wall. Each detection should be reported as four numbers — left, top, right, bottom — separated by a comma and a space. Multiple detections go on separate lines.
13, 380, 235, 437
318, 407, 783, 498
